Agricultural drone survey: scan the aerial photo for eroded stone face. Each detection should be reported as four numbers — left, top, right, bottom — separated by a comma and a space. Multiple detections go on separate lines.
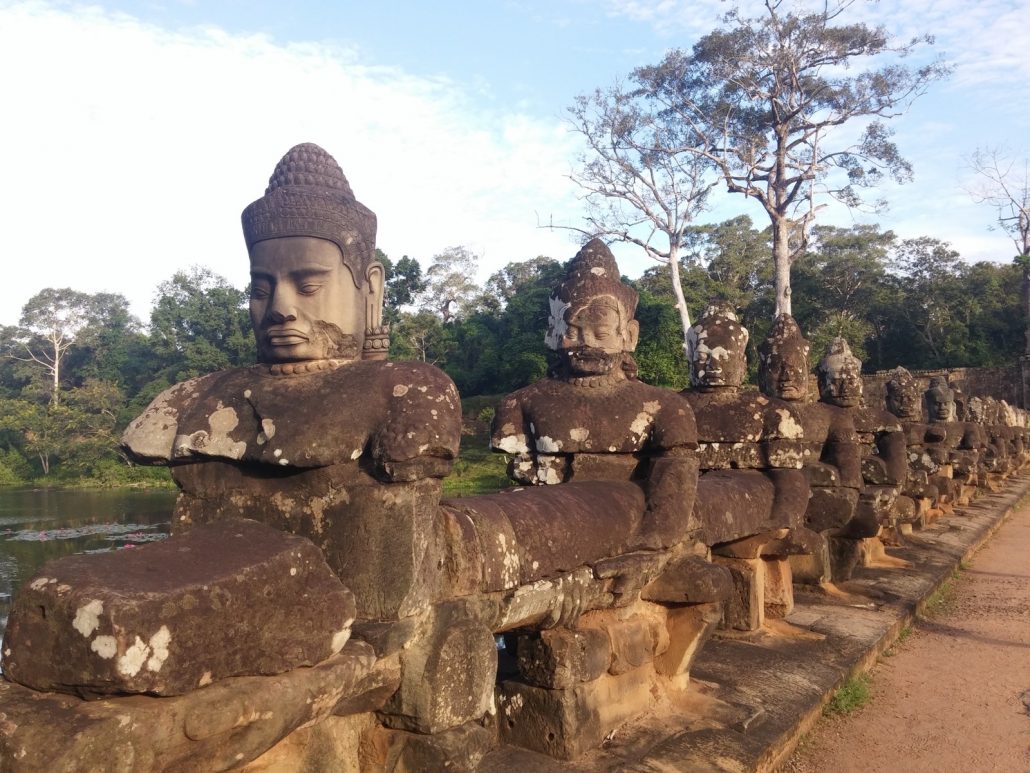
758, 314, 810, 402
885, 367, 921, 421
556, 295, 639, 377
816, 337, 862, 409
687, 302, 748, 390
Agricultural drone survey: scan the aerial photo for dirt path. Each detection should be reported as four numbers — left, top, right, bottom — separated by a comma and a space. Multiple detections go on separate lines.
784, 501, 1030, 773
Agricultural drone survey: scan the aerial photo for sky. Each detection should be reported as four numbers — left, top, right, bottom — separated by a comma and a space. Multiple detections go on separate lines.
1, 0, 1028, 326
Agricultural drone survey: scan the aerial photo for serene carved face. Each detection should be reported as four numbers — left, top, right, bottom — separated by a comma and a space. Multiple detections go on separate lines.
249, 236, 367, 364
925, 384, 956, 422
557, 295, 638, 376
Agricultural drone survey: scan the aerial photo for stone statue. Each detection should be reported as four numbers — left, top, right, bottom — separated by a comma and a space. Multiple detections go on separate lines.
758, 316, 863, 583
121, 143, 462, 621
816, 338, 907, 571
884, 367, 943, 529
922, 377, 982, 507
491, 239, 701, 549
485, 240, 734, 756
682, 304, 813, 630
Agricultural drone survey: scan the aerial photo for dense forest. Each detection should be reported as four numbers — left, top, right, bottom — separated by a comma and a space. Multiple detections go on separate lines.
0, 218, 1023, 484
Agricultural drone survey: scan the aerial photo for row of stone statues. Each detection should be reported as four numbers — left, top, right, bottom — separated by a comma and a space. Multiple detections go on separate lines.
2, 143, 1027, 771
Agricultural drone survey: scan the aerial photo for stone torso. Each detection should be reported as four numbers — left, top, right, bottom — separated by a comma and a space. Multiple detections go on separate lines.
491, 377, 696, 485
682, 389, 804, 470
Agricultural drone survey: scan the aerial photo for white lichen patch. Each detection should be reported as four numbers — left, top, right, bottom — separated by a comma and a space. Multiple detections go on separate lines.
73, 600, 104, 638
496, 434, 529, 454
350, 448, 362, 460
330, 622, 353, 654
544, 297, 572, 350
243, 389, 252, 399
198, 672, 213, 687
630, 411, 653, 437
90, 635, 117, 659
393, 384, 409, 397
569, 427, 589, 442
775, 409, 804, 439
535, 436, 562, 453
29, 577, 55, 591
146, 626, 171, 672
290, 567, 298, 576
256, 418, 277, 445
117, 636, 151, 677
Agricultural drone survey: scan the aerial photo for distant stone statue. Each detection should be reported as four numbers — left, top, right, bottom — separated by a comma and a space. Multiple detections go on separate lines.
816, 338, 907, 571
884, 367, 942, 528
682, 304, 813, 630
121, 143, 462, 621
922, 377, 982, 507
758, 316, 863, 583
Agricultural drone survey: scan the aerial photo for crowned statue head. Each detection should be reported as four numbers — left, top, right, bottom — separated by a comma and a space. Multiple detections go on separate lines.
885, 367, 920, 421
758, 313, 810, 401
241, 143, 388, 366
544, 239, 640, 381
686, 301, 749, 391
816, 337, 863, 408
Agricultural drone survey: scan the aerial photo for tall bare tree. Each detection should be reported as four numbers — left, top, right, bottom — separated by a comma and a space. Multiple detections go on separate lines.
568, 83, 721, 351
634, 0, 949, 317
966, 146, 1030, 352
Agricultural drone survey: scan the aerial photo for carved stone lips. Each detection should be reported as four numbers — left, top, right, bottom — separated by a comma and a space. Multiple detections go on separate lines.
267, 328, 309, 345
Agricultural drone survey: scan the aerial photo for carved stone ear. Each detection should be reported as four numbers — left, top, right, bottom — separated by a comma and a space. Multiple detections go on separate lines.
625, 319, 640, 353
365, 263, 386, 329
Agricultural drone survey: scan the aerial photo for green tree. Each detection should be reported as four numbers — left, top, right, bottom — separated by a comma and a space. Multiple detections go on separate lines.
6, 288, 97, 405
634, 0, 948, 316
149, 266, 254, 381
793, 224, 895, 363
966, 146, 1030, 352
420, 246, 481, 323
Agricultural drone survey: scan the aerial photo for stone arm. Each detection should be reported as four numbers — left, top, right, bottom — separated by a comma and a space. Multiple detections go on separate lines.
822, 411, 863, 490
639, 397, 701, 549
371, 373, 462, 482
760, 404, 806, 469
871, 428, 907, 486
490, 395, 540, 485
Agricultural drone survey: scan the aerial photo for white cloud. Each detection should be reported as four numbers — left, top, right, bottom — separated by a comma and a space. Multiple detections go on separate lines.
0, 2, 583, 325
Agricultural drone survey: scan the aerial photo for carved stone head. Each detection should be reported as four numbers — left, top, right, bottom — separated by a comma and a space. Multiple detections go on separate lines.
924, 376, 956, 422
885, 367, 921, 421
966, 396, 985, 423
758, 314, 810, 401
687, 301, 748, 391
544, 239, 640, 379
983, 396, 1001, 424
950, 382, 968, 421
242, 143, 387, 365
816, 337, 863, 408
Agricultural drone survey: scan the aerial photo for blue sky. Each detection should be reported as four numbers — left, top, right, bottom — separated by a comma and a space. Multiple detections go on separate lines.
1, 0, 1028, 326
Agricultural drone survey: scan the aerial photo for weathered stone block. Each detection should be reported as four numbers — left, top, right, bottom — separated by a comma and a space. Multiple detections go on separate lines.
762, 557, 794, 618
514, 627, 611, 689
828, 537, 863, 581
376, 722, 494, 773
654, 604, 719, 680
383, 604, 496, 734
712, 556, 764, 631
641, 554, 732, 605
497, 668, 659, 760
2, 519, 355, 697
695, 469, 779, 546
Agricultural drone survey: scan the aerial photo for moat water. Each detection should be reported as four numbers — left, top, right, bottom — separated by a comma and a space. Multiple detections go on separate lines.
0, 488, 175, 642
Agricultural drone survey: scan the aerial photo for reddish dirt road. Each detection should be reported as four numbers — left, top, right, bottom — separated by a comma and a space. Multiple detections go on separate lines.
784, 501, 1030, 773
